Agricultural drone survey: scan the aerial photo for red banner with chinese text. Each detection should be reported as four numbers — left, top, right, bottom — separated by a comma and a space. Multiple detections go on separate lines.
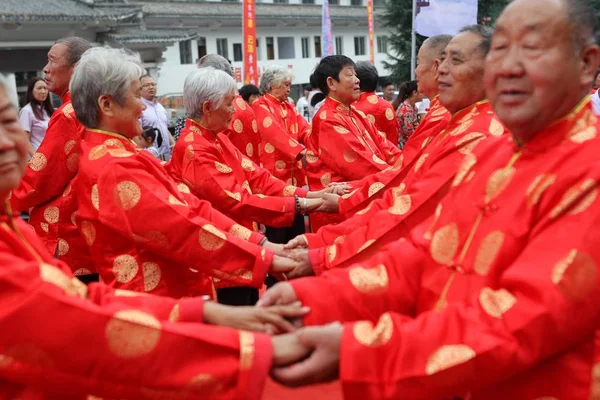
243, 0, 258, 85
367, 0, 375, 64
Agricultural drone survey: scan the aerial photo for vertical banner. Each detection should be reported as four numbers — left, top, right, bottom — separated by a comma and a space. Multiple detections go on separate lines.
322, 0, 334, 56
367, 0, 374, 64
243, 0, 258, 85
415, 0, 477, 37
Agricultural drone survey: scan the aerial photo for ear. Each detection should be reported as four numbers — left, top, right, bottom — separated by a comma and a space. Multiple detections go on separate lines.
201, 100, 212, 115
97, 95, 113, 117
432, 58, 441, 73
326, 76, 336, 92
579, 44, 600, 90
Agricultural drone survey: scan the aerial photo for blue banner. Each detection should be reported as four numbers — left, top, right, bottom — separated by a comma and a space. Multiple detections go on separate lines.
322, 0, 334, 56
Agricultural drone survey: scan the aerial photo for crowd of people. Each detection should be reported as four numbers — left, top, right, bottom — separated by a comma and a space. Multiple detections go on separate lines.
1, 0, 600, 398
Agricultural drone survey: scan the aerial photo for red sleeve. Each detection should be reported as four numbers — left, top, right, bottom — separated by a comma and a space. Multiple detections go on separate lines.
296, 111, 312, 145
367, 117, 402, 165
253, 103, 304, 162
0, 250, 271, 399
379, 102, 400, 146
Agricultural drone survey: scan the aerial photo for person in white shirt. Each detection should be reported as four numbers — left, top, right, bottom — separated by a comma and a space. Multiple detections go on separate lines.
140, 74, 173, 160
295, 85, 311, 120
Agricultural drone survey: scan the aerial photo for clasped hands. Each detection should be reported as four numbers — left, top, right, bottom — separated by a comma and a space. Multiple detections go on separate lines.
304, 182, 352, 214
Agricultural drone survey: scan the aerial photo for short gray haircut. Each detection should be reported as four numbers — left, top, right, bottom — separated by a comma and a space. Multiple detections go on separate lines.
459, 24, 494, 56
197, 54, 233, 77
0, 74, 18, 108
423, 34, 453, 58
70, 47, 144, 129
564, 0, 598, 49
259, 65, 293, 94
55, 37, 92, 67
184, 67, 237, 119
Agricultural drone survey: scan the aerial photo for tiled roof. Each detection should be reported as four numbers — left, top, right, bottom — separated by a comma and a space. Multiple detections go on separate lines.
0, 0, 139, 22
101, 28, 199, 44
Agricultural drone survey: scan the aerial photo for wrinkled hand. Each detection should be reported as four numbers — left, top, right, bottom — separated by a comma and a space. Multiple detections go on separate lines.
270, 254, 300, 281
315, 193, 339, 214
272, 332, 312, 367
285, 249, 315, 280
271, 322, 343, 387
325, 182, 352, 195
203, 301, 309, 335
303, 198, 324, 214
257, 282, 298, 307
284, 234, 308, 250
263, 240, 285, 255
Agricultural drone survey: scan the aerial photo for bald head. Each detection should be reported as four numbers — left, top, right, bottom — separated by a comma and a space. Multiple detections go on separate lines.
197, 54, 233, 77
415, 34, 452, 98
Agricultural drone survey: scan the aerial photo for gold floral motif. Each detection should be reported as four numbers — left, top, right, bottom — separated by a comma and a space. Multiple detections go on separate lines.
356, 203, 373, 216
334, 235, 346, 244
430, 223, 460, 266
189, 125, 202, 134
184, 133, 195, 142
89, 145, 108, 161
214, 161, 233, 174
73, 268, 92, 276
40, 222, 49, 233
241, 157, 255, 171
199, 224, 227, 251
66, 152, 79, 172
39, 262, 87, 298
385, 108, 394, 121
366, 114, 376, 125
187, 373, 224, 395
550, 178, 597, 218
91, 184, 100, 210
489, 118, 505, 137
177, 183, 191, 194
275, 160, 287, 171
64, 139, 77, 154
241, 180, 252, 194
391, 153, 404, 170
452, 153, 477, 187
184, 145, 195, 162
56, 238, 69, 256
320, 172, 332, 186
414, 153, 429, 173
263, 116, 273, 128
245, 143, 254, 157
389, 194, 412, 216
526, 174, 557, 208
114, 181, 141, 210
341, 188, 359, 199
44, 206, 59, 224
306, 150, 319, 164
353, 313, 393, 347
425, 344, 476, 375
229, 224, 252, 241
479, 287, 517, 318
168, 194, 188, 207
233, 119, 244, 133
168, 304, 180, 322
357, 239, 376, 253
568, 126, 597, 144
372, 154, 386, 165
264, 143, 275, 154
105, 310, 162, 359
29, 152, 48, 171
367, 182, 384, 197
283, 185, 296, 196
108, 149, 133, 158
421, 136, 433, 149
142, 262, 161, 292
251, 119, 258, 133
63, 184, 72, 197
62, 103, 74, 118
235, 96, 247, 110
367, 94, 379, 104
552, 249, 597, 300
113, 254, 139, 283
290, 123, 299, 134
469, 229, 502, 275
239, 331, 255, 370
349, 264, 388, 295
456, 132, 486, 155
485, 167, 515, 203
325, 245, 337, 262
333, 125, 350, 134
448, 120, 474, 136
223, 190, 241, 201
319, 110, 327, 120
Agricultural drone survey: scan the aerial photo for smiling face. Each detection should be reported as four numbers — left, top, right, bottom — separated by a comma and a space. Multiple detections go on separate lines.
484, 0, 599, 139
437, 31, 487, 114
202, 89, 236, 133
328, 66, 360, 106
42, 43, 73, 96
100, 79, 146, 138
0, 86, 29, 201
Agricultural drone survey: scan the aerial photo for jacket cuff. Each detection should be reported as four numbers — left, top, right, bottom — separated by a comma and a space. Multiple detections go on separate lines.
176, 297, 205, 323
238, 332, 273, 400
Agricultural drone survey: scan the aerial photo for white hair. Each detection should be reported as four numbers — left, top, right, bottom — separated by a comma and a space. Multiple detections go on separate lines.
70, 46, 145, 128
259, 65, 293, 94
0, 74, 19, 108
184, 67, 236, 119
197, 54, 233, 77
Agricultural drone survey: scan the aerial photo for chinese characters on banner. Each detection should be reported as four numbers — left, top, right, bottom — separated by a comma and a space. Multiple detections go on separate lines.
367, 0, 375, 64
243, 0, 258, 84
322, 0, 334, 56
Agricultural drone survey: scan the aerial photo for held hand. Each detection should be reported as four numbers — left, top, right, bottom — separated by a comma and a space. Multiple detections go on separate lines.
325, 183, 352, 195
285, 249, 315, 280
263, 240, 285, 255
272, 332, 312, 367
302, 198, 324, 214
315, 193, 339, 214
270, 254, 300, 281
284, 234, 309, 250
271, 323, 343, 387
256, 282, 298, 307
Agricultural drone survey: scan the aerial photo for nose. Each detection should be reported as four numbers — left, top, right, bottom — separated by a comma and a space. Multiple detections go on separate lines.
0, 129, 15, 151
42, 63, 50, 75
494, 46, 524, 78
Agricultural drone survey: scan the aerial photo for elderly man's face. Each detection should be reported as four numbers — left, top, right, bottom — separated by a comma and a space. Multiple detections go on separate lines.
437, 31, 487, 114
415, 44, 440, 98
485, 0, 598, 137
0, 86, 29, 201
270, 78, 292, 102
43, 43, 73, 96
383, 84, 395, 101
110, 79, 145, 138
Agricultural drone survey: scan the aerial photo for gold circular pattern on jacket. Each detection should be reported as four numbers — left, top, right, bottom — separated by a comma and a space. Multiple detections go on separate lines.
113, 254, 139, 283
357, 239, 376, 253
333, 125, 350, 134
88, 145, 108, 161
319, 111, 327, 120
57, 238, 69, 256
177, 183, 191, 194
343, 148, 358, 163
114, 181, 141, 210
105, 309, 162, 358
229, 224, 253, 241
199, 224, 227, 250
474, 230, 504, 275
39, 262, 86, 297
290, 123, 298, 134
187, 373, 223, 395
264, 143, 275, 154
236, 97, 247, 110
283, 185, 296, 196
430, 223, 460, 266
251, 119, 258, 133
275, 160, 287, 171
425, 344, 476, 375
368, 182, 384, 197
479, 287, 517, 318
320, 172, 332, 187
367, 94, 379, 104
353, 312, 393, 348
62, 184, 72, 197
224, 190, 242, 201
91, 184, 100, 210
233, 119, 244, 133
289, 138, 298, 147
44, 206, 59, 224
71, 211, 77, 226
552, 249, 597, 301
64, 139, 77, 154
142, 262, 161, 292
456, 132, 486, 155
550, 178, 598, 218
326, 245, 337, 262
168, 194, 187, 207
40, 222, 49, 233
388, 194, 412, 216
241, 157, 255, 171
80, 220, 96, 246
214, 161, 233, 174
372, 154, 386, 165
306, 150, 318, 164
184, 132, 195, 142
73, 268, 92, 276
485, 167, 515, 203
29, 152, 48, 171
385, 108, 394, 121
66, 152, 80, 172
246, 143, 254, 157
263, 116, 273, 128
414, 153, 429, 173
184, 144, 195, 162
525, 174, 557, 208
349, 264, 388, 295
366, 114, 376, 124
568, 125, 597, 144
488, 118, 504, 137
104, 139, 125, 148
452, 153, 477, 187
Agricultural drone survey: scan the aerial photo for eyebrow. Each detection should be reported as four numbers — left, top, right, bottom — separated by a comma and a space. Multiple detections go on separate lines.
447, 49, 465, 58
0, 102, 15, 113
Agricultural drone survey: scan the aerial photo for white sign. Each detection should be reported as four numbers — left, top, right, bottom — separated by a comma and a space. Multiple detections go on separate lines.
415, 0, 478, 37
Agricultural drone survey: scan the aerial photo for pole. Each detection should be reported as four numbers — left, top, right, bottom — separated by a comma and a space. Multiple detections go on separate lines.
411, 0, 416, 80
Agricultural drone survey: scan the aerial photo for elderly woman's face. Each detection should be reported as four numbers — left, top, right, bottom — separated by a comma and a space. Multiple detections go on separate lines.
204, 89, 236, 133
0, 86, 30, 201
270, 78, 292, 102
110, 79, 145, 138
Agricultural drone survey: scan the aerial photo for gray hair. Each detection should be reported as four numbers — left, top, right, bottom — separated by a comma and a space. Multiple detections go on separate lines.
565, 0, 598, 49
259, 65, 293, 94
0, 74, 18, 108
55, 37, 92, 67
459, 24, 494, 56
197, 54, 233, 77
184, 67, 236, 119
70, 47, 144, 128
422, 34, 453, 58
